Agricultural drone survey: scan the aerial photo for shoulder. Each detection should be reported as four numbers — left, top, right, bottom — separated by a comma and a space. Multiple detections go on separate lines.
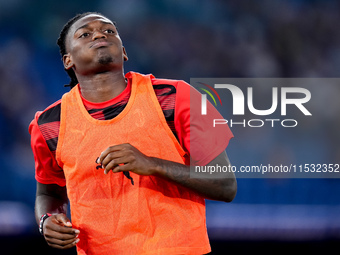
36, 100, 62, 125
29, 99, 66, 186
151, 76, 190, 90
151, 76, 191, 100
29, 99, 62, 153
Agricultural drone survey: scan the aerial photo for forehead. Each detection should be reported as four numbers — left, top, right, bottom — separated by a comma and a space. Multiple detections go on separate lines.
64, 14, 115, 52
71, 14, 114, 32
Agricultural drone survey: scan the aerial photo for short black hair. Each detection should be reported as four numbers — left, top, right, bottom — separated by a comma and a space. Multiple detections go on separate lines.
57, 12, 108, 88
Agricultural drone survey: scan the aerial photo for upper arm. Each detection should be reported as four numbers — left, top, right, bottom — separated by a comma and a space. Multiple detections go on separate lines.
207, 150, 231, 167
36, 182, 68, 201
174, 81, 234, 166
29, 113, 66, 187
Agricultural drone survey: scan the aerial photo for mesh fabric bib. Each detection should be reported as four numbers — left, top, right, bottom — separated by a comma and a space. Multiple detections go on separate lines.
56, 72, 210, 255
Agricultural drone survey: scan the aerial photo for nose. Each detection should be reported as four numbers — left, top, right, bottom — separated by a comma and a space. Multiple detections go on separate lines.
92, 30, 107, 41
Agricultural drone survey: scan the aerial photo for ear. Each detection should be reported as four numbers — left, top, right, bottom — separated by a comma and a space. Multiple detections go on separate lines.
123, 46, 128, 62
63, 53, 74, 70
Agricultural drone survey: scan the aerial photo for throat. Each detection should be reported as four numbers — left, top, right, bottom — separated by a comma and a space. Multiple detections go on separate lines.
78, 73, 127, 103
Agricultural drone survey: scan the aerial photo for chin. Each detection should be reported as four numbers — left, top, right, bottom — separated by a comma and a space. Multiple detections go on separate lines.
98, 55, 114, 65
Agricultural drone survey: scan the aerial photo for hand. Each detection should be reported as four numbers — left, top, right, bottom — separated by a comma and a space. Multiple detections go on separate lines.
97, 143, 159, 175
43, 213, 80, 249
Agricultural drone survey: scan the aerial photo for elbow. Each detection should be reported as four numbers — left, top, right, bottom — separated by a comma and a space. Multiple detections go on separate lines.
222, 178, 237, 203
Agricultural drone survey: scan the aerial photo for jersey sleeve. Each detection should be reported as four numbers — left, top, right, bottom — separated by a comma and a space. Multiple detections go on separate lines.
174, 81, 233, 166
29, 112, 66, 187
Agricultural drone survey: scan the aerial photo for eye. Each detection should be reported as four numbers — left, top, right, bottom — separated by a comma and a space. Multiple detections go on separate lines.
79, 32, 90, 38
105, 29, 115, 34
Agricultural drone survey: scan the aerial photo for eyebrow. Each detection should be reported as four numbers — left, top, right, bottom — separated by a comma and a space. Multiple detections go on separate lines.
74, 21, 114, 34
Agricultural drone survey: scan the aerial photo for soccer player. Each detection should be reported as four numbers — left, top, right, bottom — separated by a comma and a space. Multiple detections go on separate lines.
29, 12, 236, 254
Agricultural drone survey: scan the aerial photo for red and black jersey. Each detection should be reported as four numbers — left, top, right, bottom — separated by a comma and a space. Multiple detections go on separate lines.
36, 81, 177, 155
29, 73, 233, 187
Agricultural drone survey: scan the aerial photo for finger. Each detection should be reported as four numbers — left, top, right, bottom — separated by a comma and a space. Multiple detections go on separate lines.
44, 228, 78, 240
55, 213, 72, 227
105, 154, 137, 174
47, 237, 80, 250
111, 162, 132, 173
46, 219, 79, 235
103, 156, 131, 174
104, 163, 118, 175
51, 214, 80, 234
101, 150, 127, 169
97, 145, 121, 164
45, 235, 78, 245
97, 143, 131, 164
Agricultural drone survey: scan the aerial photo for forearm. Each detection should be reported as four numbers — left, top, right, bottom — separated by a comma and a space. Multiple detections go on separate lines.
35, 195, 68, 224
97, 144, 237, 202
151, 155, 237, 202
35, 183, 68, 225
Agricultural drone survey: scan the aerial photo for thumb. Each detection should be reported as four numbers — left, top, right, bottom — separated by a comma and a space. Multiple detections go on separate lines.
55, 213, 72, 227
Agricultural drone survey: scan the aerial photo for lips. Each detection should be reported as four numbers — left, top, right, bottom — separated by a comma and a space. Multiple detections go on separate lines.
90, 40, 111, 48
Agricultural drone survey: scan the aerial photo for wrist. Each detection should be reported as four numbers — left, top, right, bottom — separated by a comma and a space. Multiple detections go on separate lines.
39, 213, 51, 235
148, 157, 165, 176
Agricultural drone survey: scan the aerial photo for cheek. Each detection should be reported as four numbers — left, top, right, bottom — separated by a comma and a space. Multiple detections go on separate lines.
71, 44, 94, 65
69, 39, 124, 67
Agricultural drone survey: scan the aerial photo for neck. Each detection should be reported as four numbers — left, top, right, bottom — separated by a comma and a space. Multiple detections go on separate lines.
77, 70, 127, 103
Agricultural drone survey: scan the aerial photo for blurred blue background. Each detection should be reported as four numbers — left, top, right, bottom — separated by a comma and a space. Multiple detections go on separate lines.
0, 0, 340, 254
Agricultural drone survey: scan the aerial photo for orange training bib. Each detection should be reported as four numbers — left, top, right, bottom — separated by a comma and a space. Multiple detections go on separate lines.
56, 72, 210, 255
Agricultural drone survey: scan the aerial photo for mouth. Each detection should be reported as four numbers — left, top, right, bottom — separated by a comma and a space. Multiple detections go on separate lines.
90, 40, 111, 48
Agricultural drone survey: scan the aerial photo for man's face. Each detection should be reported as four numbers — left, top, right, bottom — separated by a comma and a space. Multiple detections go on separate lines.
63, 14, 128, 75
